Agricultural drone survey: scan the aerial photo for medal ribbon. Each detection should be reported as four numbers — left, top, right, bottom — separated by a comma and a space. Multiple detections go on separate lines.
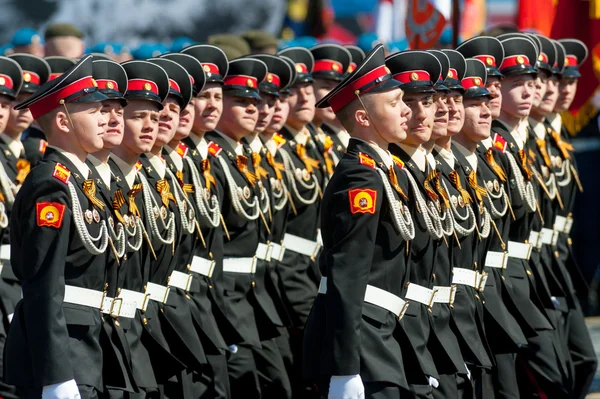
251, 152, 270, 180
112, 189, 126, 224
449, 171, 472, 206
127, 184, 142, 217
467, 171, 488, 203
15, 159, 31, 184
388, 167, 408, 202
485, 149, 507, 182
322, 135, 335, 176
266, 151, 284, 180
423, 169, 439, 202
175, 170, 194, 196
551, 130, 573, 160
83, 179, 106, 210
156, 179, 176, 207
535, 139, 552, 168
200, 159, 216, 191
517, 150, 533, 180
296, 144, 320, 174
236, 155, 257, 186
434, 172, 450, 209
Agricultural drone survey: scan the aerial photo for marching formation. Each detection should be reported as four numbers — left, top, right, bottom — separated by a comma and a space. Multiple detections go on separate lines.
0, 28, 595, 399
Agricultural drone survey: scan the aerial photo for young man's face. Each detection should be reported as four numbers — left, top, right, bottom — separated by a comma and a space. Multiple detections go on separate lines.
155, 97, 181, 147
366, 87, 410, 144
174, 99, 195, 141
217, 95, 259, 141
100, 99, 125, 149
462, 96, 492, 143
313, 78, 338, 125
255, 92, 276, 134
499, 74, 535, 119
5, 92, 34, 135
555, 77, 578, 112
286, 82, 316, 129
266, 94, 290, 134
193, 83, 223, 133
0, 95, 12, 133
402, 91, 434, 145
122, 100, 160, 155
486, 77, 502, 119
69, 102, 108, 153
446, 91, 465, 136
537, 75, 559, 116
430, 91, 449, 140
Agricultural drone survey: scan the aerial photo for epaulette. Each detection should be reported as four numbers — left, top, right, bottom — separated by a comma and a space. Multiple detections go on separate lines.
208, 141, 222, 157
358, 152, 376, 169
493, 133, 507, 153
272, 133, 287, 149
392, 155, 404, 169
135, 161, 143, 172
52, 163, 71, 184
39, 139, 48, 154
176, 142, 189, 158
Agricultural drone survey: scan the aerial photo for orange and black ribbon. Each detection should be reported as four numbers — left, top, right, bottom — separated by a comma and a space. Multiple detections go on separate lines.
112, 189, 126, 224
15, 159, 30, 184
266, 151, 284, 181
296, 144, 320, 174
388, 166, 408, 202
127, 184, 142, 217
517, 150, 533, 180
434, 172, 450, 209
83, 179, 106, 210
467, 171, 488, 203
550, 130, 574, 160
200, 159, 216, 191
156, 179, 176, 207
535, 139, 552, 168
423, 169, 439, 202
236, 155, 257, 186
449, 171, 472, 206
322, 135, 335, 177
485, 149, 507, 182
175, 170, 194, 196
251, 153, 269, 180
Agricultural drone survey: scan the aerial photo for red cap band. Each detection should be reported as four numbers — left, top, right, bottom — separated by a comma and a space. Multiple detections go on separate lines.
169, 79, 181, 94
294, 63, 309, 74
538, 53, 549, 64
393, 70, 431, 84
49, 73, 62, 81
22, 71, 41, 85
565, 55, 578, 67
96, 79, 119, 91
329, 65, 390, 113
500, 55, 531, 69
127, 79, 159, 95
264, 72, 281, 88
313, 59, 343, 74
202, 63, 220, 75
474, 55, 496, 68
461, 76, 484, 90
223, 75, 258, 89
29, 76, 97, 119
447, 68, 458, 79
0, 74, 14, 89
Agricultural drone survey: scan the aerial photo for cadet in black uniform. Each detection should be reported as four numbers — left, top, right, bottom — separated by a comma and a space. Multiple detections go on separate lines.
6, 55, 111, 399
204, 57, 268, 398
303, 43, 415, 399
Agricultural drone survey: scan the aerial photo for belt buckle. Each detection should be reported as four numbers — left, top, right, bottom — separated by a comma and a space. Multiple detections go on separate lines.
449, 285, 457, 308
100, 290, 107, 310
141, 293, 151, 313
265, 243, 274, 262
251, 257, 257, 274
162, 286, 171, 304
397, 301, 409, 321
110, 297, 123, 318
185, 274, 193, 292
207, 260, 215, 278
478, 272, 488, 292
428, 289, 438, 312
310, 243, 322, 262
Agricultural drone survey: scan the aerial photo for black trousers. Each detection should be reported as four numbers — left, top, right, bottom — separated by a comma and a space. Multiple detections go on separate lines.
253, 337, 292, 399
491, 353, 519, 399
566, 300, 597, 399
227, 345, 261, 399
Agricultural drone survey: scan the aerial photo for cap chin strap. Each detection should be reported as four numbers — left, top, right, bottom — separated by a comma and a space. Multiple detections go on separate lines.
354, 89, 388, 146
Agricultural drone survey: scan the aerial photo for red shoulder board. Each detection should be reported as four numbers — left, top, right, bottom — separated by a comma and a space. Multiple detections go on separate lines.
272, 133, 287, 148
39, 139, 48, 154
348, 188, 377, 214
135, 161, 143, 172
358, 152, 376, 169
493, 133, 507, 153
392, 155, 404, 169
36, 201, 66, 228
52, 163, 71, 184
208, 141, 222, 157
176, 142, 188, 158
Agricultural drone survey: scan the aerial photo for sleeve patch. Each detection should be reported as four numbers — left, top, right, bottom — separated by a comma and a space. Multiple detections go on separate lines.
392, 155, 404, 169
272, 133, 287, 148
348, 188, 377, 214
208, 141, 222, 157
36, 202, 66, 228
493, 133, 507, 153
176, 142, 189, 158
39, 139, 48, 154
52, 163, 71, 184
358, 152, 376, 169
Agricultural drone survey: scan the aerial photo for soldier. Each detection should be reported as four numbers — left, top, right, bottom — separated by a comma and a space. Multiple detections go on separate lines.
344, 45, 365, 75
5, 54, 110, 399
44, 23, 85, 58
242, 30, 279, 55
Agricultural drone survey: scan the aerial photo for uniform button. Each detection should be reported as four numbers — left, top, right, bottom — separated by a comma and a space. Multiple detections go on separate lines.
187, 264, 191, 270
252, 281, 256, 288
209, 252, 213, 258
143, 317, 148, 325
568, 238, 573, 245
526, 270, 532, 276
554, 251, 559, 258
114, 320, 120, 327
432, 273, 436, 280
123, 255, 127, 260
185, 294, 191, 300
209, 284, 213, 289
475, 294, 480, 301
501, 276, 506, 280
482, 300, 486, 305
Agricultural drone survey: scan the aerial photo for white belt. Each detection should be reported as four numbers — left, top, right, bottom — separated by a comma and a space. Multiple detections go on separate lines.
189, 256, 215, 278
101, 296, 137, 319
223, 257, 257, 274
283, 233, 322, 259
0, 244, 10, 260
145, 282, 171, 304
318, 277, 409, 320
64, 285, 105, 310
485, 251, 508, 269
554, 215, 573, 234
255, 243, 272, 261
168, 270, 193, 291
452, 268, 487, 292
405, 283, 436, 307
433, 285, 457, 305
539, 228, 558, 246
507, 241, 533, 260
268, 243, 286, 262
528, 231, 542, 250
0, 264, 3, 276
118, 289, 150, 312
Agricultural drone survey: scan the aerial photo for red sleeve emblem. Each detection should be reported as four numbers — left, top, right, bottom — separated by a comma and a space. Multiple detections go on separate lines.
493, 133, 507, 153
348, 188, 377, 214
52, 163, 71, 184
36, 202, 66, 228
358, 152, 376, 169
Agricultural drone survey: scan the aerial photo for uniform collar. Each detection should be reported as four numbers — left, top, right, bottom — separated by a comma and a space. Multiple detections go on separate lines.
434, 144, 455, 169
214, 130, 244, 155
426, 151, 436, 171
0, 133, 24, 158
530, 118, 546, 140
145, 151, 166, 179
164, 145, 184, 171
453, 141, 478, 173
324, 122, 350, 148
264, 137, 278, 156
353, 137, 394, 169
497, 118, 526, 150
285, 124, 311, 146
188, 132, 209, 159
246, 134, 264, 153
48, 145, 89, 178
480, 137, 493, 150
110, 153, 137, 189
396, 143, 427, 172
87, 154, 111, 187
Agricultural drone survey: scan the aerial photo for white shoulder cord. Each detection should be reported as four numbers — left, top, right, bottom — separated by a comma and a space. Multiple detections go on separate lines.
0, 202, 8, 228
485, 184, 509, 219
375, 168, 415, 241
216, 155, 260, 220
555, 159, 572, 187
505, 152, 537, 212
441, 179, 477, 237
166, 169, 196, 236
183, 157, 220, 228
121, 216, 144, 252
67, 181, 109, 255
404, 170, 443, 239
478, 205, 492, 239
0, 162, 16, 206
279, 148, 319, 205
257, 182, 271, 216
270, 176, 289, 211
439, 207, 454, 237
108, 220, 126, 257
138, 173, 176, 245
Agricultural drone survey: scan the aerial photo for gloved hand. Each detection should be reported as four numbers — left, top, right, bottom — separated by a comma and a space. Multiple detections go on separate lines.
428, 376, 439, 388
464, 363, 472, 380
42, 379, 81, 399
328, 374, 365, 399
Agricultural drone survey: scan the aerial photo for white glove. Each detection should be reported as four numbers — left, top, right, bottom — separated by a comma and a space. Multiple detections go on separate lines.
428, 376, 439, 388
328, 374, 365, 399
464, 363, 472, 380
228, 344, 239, 354
42, 379, 81, 399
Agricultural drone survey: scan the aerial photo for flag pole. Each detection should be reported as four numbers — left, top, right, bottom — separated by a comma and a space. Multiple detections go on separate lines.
452, 0, 460, 48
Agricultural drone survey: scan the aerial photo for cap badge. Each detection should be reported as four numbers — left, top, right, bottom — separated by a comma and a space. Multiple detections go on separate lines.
332, 63, 340, 72
0, 77, 5, 86
266, 73, 273, 83
384, 66, 391, 74
295, 64, 303, 73
516, 56, 525, 65
564, 57, 570, 66
447, 70, 454, 78
486, 57, 493, 66
538, 54, 544, 61
246, 79, 255, 88
474, 78, 482, 86
106, 81, 114, 89
91, 78, 98, 87
23, 72, 31, 82
410, 72, 419, 81
144, 83, 152, 91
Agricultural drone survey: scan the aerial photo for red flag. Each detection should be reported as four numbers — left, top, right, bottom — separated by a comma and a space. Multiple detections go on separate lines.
518, 0, 555, 36
405, 0, 446, 49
